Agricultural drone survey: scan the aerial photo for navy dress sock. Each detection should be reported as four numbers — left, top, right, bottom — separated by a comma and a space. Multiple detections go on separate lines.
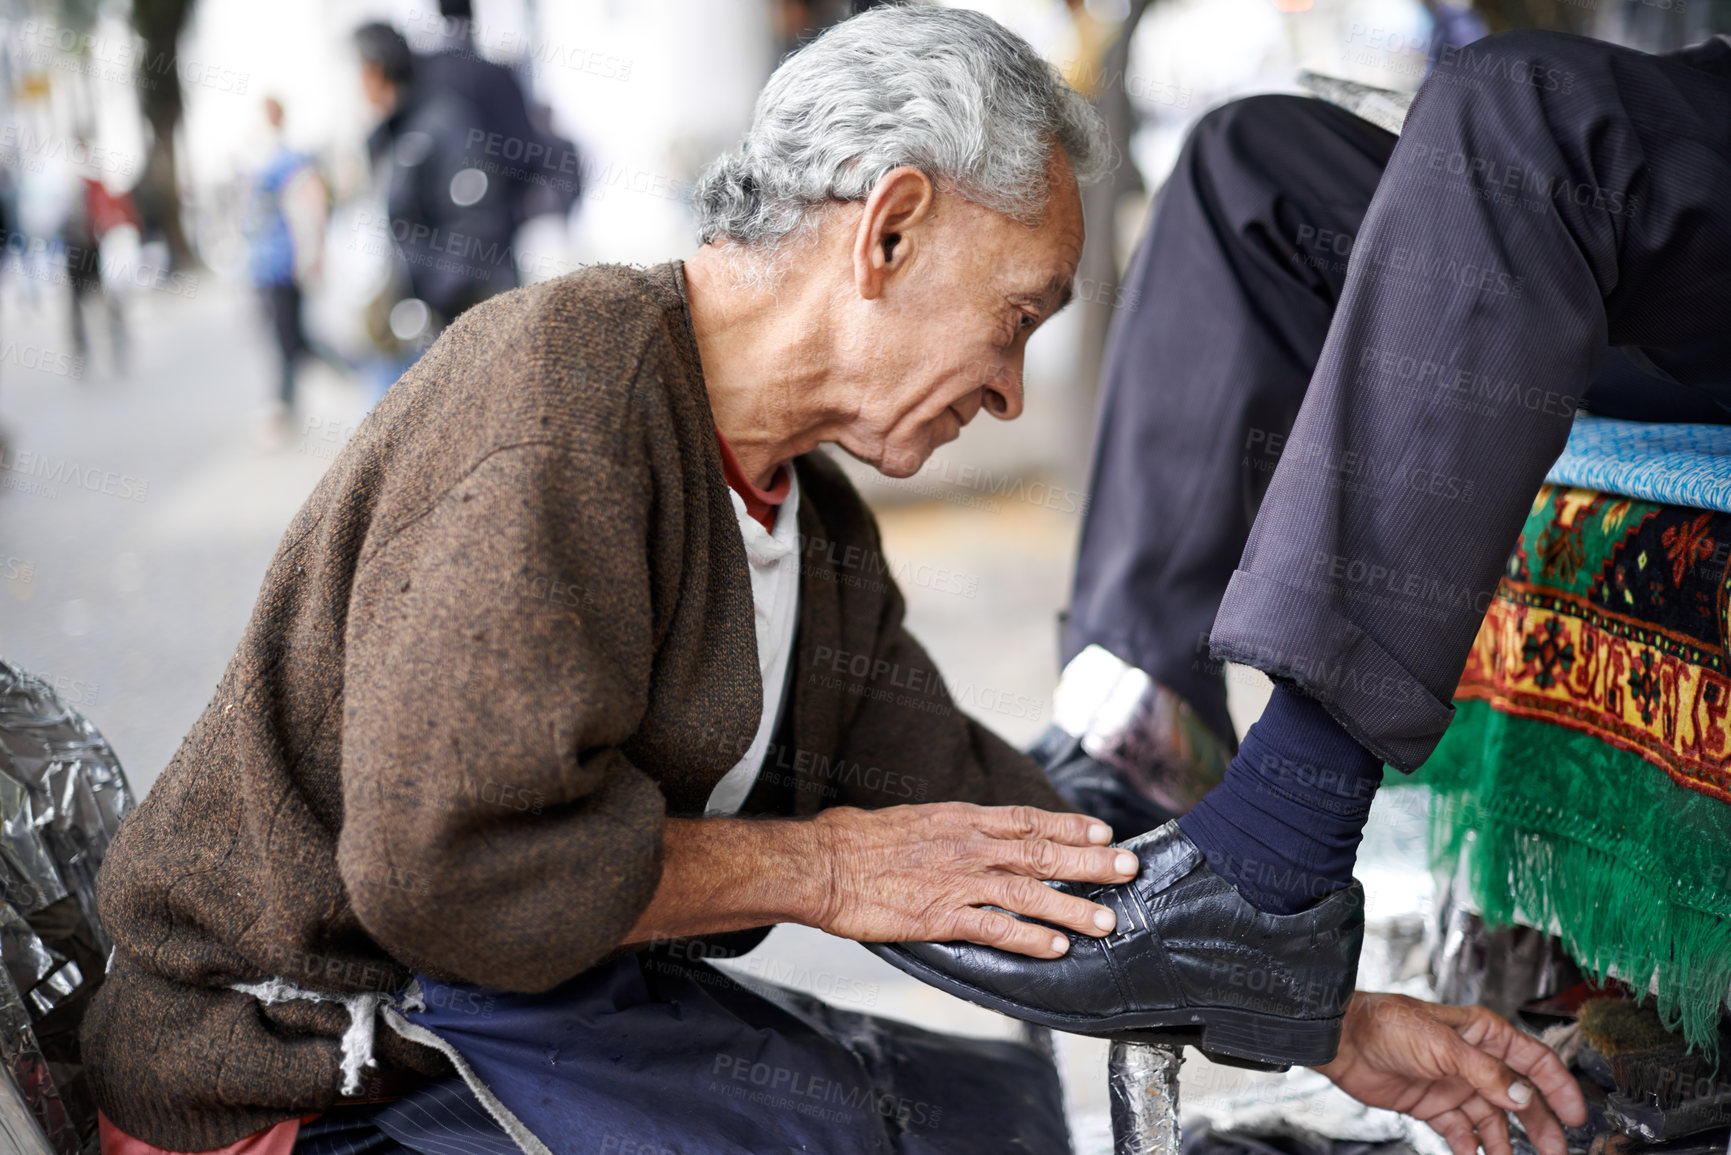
1177, 684, 1382, 915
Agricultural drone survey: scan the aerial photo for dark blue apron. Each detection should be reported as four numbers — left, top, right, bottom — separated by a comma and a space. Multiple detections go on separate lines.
297, 947, 1070, 1155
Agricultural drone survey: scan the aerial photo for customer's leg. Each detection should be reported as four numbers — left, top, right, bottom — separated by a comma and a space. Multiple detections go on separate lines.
1210, 31, 1731, 773
1065, 95, 1397, 747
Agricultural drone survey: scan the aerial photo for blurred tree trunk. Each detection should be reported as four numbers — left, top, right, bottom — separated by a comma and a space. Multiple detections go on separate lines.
1070, 0, 1151, 482
131, 0, 196, 267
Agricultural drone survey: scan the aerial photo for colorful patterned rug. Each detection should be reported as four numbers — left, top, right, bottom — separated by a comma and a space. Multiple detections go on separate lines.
1409, 483, 1731, 1054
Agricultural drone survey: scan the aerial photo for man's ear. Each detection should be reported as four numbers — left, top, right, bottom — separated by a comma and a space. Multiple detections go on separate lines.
853, 167, 936, 302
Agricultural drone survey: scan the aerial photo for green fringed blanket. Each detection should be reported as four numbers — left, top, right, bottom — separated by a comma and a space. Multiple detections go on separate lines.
1407, 483, 1731, 1053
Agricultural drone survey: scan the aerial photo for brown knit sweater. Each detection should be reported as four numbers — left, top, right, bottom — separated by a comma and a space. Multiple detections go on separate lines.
82, 262, 1066, 1148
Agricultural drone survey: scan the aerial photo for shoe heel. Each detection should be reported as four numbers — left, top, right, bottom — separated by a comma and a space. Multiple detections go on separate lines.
1196, 1009, 1342, 1069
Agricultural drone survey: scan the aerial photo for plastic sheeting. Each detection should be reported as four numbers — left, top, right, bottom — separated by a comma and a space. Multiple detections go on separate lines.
0, 660, 138, 1154
0, 661, 133, 953
0, 945, 75, 1155
0, 1068, 56, 1155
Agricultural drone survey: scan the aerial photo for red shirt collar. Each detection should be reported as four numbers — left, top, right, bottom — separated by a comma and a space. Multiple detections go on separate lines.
715, 429, 790, 532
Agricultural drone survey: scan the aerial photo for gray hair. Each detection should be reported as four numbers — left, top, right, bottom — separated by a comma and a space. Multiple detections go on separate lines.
692, 5, 1109, 255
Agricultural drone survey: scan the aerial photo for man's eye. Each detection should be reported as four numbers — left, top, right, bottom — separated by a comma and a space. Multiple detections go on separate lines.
1019, 313, 1036, 331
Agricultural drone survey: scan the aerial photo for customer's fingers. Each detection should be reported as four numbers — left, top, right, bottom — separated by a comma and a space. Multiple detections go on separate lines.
1432, 1003, 1586, 1128
1488, 1021, 1588, 1127
1424, 1107, 1486, 1155
1433, 1021, 1547, 1116
1515, 1098, 1571, 1155
1458, 1095, 1513, 1155
1430, 1018, 1576, 1155
988, 875, 1116, 937
966, 804, 1113, 848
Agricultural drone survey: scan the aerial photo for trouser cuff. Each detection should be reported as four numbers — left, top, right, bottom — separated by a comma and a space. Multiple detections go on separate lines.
1209, 570, 1454, 770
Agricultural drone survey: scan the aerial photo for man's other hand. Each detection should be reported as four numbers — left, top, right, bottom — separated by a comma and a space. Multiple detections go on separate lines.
1315, 992, 1588, 1155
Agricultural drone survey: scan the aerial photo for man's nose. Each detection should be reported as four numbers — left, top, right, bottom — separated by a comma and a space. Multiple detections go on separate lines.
984, 357, 1026, 421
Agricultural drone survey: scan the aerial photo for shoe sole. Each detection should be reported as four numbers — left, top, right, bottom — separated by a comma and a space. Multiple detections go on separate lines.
876, 947, 1341, 1071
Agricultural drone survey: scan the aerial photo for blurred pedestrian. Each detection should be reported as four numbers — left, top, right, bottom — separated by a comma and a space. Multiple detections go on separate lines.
245, 97, 329, 441
419, 0, 582, 223
0, 165, 12, 423
355, 22, 516, 375
0, 166, 12, 343
65, 152, 137, 377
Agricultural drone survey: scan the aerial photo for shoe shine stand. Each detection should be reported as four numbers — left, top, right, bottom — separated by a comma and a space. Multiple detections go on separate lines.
1108, 1041, 1185, 1155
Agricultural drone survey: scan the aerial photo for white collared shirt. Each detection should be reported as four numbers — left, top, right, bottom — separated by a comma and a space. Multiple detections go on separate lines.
703, 468, 801, 816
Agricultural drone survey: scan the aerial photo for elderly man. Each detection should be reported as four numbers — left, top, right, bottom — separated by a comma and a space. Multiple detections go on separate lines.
85, 10, 1582, 1154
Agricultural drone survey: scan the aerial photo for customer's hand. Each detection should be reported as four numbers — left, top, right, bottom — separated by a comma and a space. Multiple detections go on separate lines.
1314, 992, 1587, 1155
812, 802, 1137, 958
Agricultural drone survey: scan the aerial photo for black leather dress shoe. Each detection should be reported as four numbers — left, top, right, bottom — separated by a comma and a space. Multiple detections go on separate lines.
865, 821, 1363, 1070
1029, 726, 1181, 843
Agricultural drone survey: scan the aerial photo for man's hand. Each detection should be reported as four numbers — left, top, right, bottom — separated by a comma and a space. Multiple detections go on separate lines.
812, 803, 1137, 957
622, 804, 1135, 959
1315, 993, 1588, 1155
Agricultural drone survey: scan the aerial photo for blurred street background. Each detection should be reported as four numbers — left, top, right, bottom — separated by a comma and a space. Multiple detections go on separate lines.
0, 0, 1725, 1148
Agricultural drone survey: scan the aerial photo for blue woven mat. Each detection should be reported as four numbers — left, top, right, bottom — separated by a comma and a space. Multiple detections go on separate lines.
1546, 415, 1731, 513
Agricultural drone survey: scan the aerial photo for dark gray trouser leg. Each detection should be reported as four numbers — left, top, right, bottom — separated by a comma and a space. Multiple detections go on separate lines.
1065, 95, 1398, 746
1209, 31, 1731, 769
1064, 86, 1730, 756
